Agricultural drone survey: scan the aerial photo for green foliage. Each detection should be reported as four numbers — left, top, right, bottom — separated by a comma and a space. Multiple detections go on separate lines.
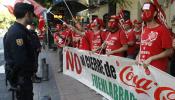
0, 10, 15, 29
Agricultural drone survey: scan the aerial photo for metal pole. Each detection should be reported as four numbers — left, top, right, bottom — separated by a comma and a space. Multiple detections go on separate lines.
63, 0, 74, 19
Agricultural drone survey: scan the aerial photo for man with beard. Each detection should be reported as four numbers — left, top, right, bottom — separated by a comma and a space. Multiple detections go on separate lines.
3, 3, 36, 100
136, 2, 173, 72
104, 15, 128, 57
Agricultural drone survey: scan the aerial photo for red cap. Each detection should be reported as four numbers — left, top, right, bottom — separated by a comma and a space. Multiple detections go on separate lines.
110, 15, 119, 21
90, 18, 104, 28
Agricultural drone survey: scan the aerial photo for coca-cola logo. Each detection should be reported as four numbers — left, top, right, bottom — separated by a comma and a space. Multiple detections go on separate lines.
119, 66, 157, 96
141, 31, 158, 46
148, 31, 158, 42
154, 87, 175, 100
119, 66, 175, 99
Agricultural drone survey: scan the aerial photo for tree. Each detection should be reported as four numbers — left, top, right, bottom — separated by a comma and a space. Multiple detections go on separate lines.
0, 8, 15, 29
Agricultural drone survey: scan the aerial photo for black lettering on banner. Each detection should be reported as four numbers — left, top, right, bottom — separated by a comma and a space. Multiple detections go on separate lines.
85, 55, 91, 68
110, 65, 117, 79
104, 62, 117, 79
91, 57, 96, 70
80, 55, 86, 66
85, 55, 105, 75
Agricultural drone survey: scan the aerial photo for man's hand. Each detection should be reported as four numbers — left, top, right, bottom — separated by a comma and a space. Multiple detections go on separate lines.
106, 51, 113, 56
143, 57, 153, 68
101, 42, 107, 48
73, 37, 81, 42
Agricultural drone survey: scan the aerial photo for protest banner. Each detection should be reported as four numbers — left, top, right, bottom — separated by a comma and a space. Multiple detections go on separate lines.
63, 47, 175, 100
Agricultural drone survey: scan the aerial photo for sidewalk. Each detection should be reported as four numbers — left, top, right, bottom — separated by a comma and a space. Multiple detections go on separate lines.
43, 48, 103, 100
0, 73, 11, 100
0, 48, 104, 100
34, 50, 60, 100
0, 51, 60, 100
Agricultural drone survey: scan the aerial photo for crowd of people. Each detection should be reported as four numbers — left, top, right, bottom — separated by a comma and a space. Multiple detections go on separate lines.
53, 2, 175, 76
3, 1, 175, 100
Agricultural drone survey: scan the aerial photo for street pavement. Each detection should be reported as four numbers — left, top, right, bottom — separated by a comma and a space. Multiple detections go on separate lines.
0, 73, 11, 100
0, 44, 104, 100
34, 49, 60, 100
44, 48, 103, 100
0, 52, 60, 100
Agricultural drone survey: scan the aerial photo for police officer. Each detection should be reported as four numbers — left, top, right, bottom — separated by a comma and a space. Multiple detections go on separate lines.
3, 3, 35, 100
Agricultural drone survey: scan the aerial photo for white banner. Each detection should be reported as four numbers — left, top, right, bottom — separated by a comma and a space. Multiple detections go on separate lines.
63, 47, 175, 100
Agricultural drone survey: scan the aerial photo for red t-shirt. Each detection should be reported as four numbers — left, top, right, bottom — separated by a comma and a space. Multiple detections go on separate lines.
139, 25, 172, 72
106, 30, 128, 57
101, 30, 109, 41
134, 30, 142, 49
79, 32, 90, 51
57, 29, 71, 48
86, 30, 103, 53
53, 32, 59, 47
125, 29, 136, 55
71, 31, 81, 48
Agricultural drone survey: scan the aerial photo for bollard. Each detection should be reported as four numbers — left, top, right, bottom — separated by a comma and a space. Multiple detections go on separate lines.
42, 63, 49, 81
40, 96, 51, 100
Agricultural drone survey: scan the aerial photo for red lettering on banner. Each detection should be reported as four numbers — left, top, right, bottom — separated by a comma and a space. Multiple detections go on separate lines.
74, 53, 82, 74
66, 51, 82, 74
66, 51, 74, 71
154, 87, 175, 100
119, 66, 154, 95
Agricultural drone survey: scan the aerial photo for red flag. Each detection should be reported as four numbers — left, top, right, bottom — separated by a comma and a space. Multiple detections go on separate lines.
38, 15, 45, 32
3, 5, 14, 14
171, 0, 174, 4
151, 0, 168, 28
15, 0, 46, 17
118, 10, 125, 30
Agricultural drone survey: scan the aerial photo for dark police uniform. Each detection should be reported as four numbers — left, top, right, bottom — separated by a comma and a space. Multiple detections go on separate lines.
29, 29, 41, 73
3, 22, 35, 100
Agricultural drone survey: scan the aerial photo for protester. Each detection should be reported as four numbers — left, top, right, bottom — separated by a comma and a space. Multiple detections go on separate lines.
169, 28, 175, 76
136, 2, 173, 72
87, 18, 104, 54
123, 19, 136, 59
104, 15, 128, 56
53, 23, 71, 72
133, 19, 142, 57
